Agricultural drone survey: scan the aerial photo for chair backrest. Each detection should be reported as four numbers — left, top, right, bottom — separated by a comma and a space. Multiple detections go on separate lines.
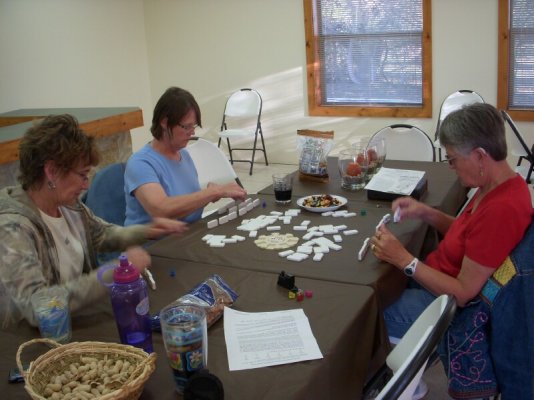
223, 88, 262, 119
436, 90, 485, 140
82, 162, 126, 226
501, 109, 533, 159
370, 124, 435, 162
186, 137, 242, 189
376, 294, 457, 400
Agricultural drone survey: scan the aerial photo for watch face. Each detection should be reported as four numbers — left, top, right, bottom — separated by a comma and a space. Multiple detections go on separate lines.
405, 266, 415, 276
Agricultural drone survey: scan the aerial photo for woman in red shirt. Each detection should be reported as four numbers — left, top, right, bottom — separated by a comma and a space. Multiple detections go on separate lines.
370, 103, 533, 340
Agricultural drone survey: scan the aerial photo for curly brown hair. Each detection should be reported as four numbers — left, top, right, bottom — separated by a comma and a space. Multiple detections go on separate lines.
18, 114, 100, 190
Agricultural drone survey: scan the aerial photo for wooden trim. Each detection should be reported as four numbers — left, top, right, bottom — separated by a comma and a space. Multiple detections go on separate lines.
497, 0, 534, 121
0, 108, 143, 164
79, 109, 143, 138
497, 0, 510, 111
303, 0, 432, 118
0, 140, 21, 165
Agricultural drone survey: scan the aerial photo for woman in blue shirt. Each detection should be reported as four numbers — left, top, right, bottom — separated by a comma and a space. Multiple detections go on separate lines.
125, 87, 246, 226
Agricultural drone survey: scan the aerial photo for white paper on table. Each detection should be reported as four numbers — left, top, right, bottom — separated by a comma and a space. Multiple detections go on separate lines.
364, 167, 426, 195
223, 307, 323, 371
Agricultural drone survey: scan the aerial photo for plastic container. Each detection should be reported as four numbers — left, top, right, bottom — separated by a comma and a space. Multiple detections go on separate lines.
99, 255, 153, 353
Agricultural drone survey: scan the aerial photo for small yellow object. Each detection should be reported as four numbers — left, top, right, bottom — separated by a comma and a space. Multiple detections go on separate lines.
288, 291, 296, 299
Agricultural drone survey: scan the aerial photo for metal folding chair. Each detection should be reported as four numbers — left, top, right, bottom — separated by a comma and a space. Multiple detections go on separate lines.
435, 90, 485, 161
369, 124, 435, 162
501, 110, 534, 183
217, 88, 268, 175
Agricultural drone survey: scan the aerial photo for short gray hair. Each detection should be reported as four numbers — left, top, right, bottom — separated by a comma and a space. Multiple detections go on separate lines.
439, 103, 507, 161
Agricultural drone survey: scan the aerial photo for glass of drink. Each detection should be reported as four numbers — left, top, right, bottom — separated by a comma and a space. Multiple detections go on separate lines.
30, 286, 71, 344
338, 147, 368, 190
272, 173, 293, 204
160, 303, 208, 394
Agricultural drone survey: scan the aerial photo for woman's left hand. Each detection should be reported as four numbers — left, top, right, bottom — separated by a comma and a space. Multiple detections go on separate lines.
146, 217, 189, 239
369, 225, 413, 269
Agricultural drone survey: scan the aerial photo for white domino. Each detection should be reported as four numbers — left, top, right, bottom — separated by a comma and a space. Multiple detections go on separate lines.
333, 234, 343, 243
344, 212, 357, 217
343, 229, 359, 236
249, 230, 258, 238
313, 253, 324, 262
253, 198, 261, 208
301, 220, 311, 226
296, 246, 313, 254
394, 207, 401, 223
232, 235, 246, 241
376, 213, 392, 231
322, 211, 333, 216
279, 250, 294, 257
228, 211, 237, 221
293, 225, 307, 231
287, 253, 308, 262
207, 220, 218, 229
267, 226, 281, 231
218, 215, 229, 225
358, 237, 370, 261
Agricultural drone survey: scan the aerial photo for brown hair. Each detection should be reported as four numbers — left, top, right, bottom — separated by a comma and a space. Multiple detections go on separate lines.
150, 87, 202, 140
18, 114, 100, 190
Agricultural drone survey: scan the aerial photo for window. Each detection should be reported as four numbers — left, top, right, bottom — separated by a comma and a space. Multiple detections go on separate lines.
498, 0, 534, 120
303, 0, 432, 118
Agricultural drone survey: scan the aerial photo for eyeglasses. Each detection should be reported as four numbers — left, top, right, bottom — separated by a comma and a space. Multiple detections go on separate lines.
72, 171, 90, 183
444, 154, 458, 166
177, 123, 199, 132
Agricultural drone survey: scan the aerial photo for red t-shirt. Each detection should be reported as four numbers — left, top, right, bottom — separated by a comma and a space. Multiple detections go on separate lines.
425, 174, 533, 277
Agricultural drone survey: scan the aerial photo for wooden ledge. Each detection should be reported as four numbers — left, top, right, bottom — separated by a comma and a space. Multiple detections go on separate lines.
0, 107, 143, 164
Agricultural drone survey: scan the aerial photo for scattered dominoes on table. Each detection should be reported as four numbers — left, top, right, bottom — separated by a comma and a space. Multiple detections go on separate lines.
203, 200, 392, 264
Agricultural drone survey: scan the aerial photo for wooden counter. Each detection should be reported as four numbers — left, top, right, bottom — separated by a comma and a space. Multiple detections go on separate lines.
0, 107, 144, 188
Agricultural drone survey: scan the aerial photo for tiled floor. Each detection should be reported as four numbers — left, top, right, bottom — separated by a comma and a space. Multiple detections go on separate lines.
208, 161, 534, 399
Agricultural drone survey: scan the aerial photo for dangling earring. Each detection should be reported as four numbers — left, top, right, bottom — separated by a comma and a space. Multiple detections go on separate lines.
479, 169, 484, 177
47, 180, 56, 190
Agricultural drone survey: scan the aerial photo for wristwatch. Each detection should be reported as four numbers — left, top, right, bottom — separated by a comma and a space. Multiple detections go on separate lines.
403, 257, 419, 276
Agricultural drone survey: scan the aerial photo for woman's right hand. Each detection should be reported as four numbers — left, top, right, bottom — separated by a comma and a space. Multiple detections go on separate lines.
208, 182, 247, 202
124, 246, 151, 274
391, 196, 427, 221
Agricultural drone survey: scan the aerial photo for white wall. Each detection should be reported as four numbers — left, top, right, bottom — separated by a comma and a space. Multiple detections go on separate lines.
0, 0, 152, 150
1, 0, 532, 164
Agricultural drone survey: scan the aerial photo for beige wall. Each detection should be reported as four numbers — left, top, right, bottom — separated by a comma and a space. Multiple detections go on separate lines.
0, 0, 152, 150
1, 0, 532, 164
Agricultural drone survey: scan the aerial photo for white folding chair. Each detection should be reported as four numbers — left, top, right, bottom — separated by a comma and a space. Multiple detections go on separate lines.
187, 137, 242, 189
501, 110, 534, 183
364, 295, 457, 400
217, 88, 268, 175
435, 90, 485, 161
369, 124, 435, 162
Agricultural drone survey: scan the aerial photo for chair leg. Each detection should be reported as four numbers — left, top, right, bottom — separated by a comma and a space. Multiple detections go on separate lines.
259, 125, 269, 166
218, 137, 222, 148
526, 161, 533, 184
249, 131, 259, 175
226, 138, 234, 164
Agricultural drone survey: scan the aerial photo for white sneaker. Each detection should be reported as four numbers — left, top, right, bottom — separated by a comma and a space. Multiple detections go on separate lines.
412, 379, 429, 400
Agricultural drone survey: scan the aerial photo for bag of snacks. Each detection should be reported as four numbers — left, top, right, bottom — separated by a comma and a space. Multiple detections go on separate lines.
297, 130, 334, 182
176, 274, 239, 327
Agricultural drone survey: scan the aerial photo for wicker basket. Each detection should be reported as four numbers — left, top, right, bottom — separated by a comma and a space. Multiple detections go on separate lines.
16, 338, 156, 400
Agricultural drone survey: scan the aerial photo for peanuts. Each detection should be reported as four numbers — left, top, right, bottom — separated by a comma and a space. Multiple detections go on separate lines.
40, 356, 136, 399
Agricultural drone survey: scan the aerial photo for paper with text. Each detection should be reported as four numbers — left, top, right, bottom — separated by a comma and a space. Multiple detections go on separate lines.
364, 167, 425, 195
223, 307, 323, 371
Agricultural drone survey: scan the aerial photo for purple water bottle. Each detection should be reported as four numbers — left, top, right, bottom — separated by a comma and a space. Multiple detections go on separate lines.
109, 255, 153, 353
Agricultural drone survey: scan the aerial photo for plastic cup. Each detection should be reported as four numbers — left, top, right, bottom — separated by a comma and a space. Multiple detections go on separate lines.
30, 286, 71, 344
272, 173, 293, 204
160, 303, 208, 394
338, 147, 368, 190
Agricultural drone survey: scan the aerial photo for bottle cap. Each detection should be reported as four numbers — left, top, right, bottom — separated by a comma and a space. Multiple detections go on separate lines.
113, 255, 140, 283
